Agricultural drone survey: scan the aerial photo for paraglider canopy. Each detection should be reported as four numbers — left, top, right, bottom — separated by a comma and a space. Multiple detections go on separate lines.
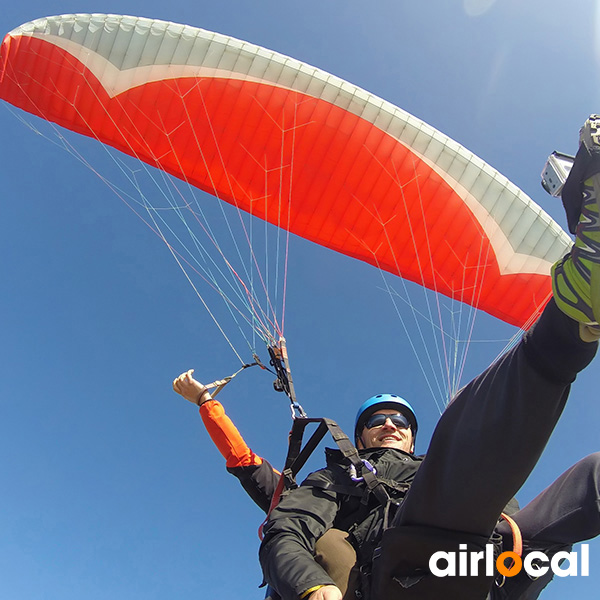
0, 13, 572, 334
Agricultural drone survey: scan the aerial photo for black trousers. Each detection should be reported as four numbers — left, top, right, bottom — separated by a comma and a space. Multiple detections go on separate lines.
316, 450, 600, 600
391, 299, 599, 598
492, 453, 600, 598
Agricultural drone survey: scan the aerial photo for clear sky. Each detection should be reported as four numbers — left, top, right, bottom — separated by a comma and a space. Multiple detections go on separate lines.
1, 1, 600, 598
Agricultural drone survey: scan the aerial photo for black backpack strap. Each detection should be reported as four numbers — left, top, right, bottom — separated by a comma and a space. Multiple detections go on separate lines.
259, 417, 333, 539
291, 419, 391, 499
308, 479, 365, 497
259, 417, 395, 540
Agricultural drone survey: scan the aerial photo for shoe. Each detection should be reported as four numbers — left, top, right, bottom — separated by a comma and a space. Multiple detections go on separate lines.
551, 117, 600, 335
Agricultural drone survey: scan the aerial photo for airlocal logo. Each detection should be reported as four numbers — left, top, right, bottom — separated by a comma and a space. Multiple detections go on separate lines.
430, 544, 590, 578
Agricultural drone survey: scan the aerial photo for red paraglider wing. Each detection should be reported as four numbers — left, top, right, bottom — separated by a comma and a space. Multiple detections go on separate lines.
0, 15, 572, 328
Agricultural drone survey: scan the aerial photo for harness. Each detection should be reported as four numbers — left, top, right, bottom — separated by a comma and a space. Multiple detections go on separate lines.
259, 416, 398, 539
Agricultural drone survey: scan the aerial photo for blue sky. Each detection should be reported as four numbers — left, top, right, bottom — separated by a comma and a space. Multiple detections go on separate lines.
1, 1, 600, 598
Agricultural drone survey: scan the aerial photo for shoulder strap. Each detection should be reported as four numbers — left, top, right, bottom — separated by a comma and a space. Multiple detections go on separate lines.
259, 417, 393, 539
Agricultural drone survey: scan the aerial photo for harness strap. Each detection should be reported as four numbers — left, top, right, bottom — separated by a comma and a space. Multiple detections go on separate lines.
317, 420, 393, 509
308, 480, 373, 498
374, 477, 411, 495
499, 511, 523, 557
259, 418, 332, 540
205, 361, 262, 397
258, 417, 394, 540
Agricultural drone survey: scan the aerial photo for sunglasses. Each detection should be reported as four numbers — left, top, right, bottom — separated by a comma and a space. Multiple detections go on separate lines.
364, 412, 411, 430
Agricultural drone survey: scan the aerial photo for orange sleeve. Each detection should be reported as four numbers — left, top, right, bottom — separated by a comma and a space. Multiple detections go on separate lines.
199, 400, 263, 468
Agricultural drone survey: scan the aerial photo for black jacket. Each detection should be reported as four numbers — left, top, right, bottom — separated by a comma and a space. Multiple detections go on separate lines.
228, 459, 280, 513
259, 446, 424, 600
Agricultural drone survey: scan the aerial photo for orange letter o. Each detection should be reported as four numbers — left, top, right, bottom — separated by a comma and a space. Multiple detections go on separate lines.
496, 551, 522, 577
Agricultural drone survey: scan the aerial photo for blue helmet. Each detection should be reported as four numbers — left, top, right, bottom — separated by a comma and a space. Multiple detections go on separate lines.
354, 394, 418, 445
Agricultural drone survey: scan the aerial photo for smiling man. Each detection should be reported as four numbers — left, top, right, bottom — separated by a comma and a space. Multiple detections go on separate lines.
358, 411, 413, 452
260, 394, 428, 600
354, 397, 416, 454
